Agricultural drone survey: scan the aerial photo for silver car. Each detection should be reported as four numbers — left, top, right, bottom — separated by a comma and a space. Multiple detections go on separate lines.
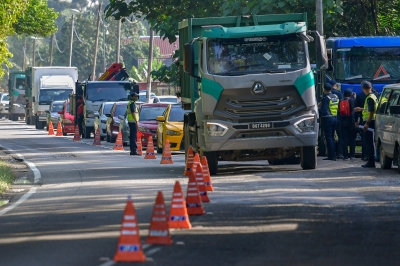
0, 93, 9, 118
45, 101, 64, 131
94, 102, 114, 141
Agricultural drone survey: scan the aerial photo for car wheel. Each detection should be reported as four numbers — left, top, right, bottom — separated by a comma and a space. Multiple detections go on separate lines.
380, 143, 392, 169
62, 126, 67, 136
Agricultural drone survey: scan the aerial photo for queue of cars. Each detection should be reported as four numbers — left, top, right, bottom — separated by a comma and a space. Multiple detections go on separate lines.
0, 93, 10, 119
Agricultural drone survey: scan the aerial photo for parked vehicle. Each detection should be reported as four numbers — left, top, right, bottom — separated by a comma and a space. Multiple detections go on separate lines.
106, 101, 129, 144
157, 95, 179, 104
375, 83, 400, 171
137, 91, 158, 104
0, 93, 10, 118
156, 104, 190, 153
45, 100, 64, 130
7, 71, 26, 121
59, 99, 75, 135
137, 103, 169, 147
94, 102, 114, 141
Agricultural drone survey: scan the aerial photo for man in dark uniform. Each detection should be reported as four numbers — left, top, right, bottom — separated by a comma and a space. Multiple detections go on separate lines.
354, 81, 378, 168
320, 83, 339, 161
338, 89, 356, 160
329, 80, 344, 159
127, 92, 140, 155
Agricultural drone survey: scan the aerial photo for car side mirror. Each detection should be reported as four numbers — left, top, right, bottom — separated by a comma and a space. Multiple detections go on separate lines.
156, 116, 165, 122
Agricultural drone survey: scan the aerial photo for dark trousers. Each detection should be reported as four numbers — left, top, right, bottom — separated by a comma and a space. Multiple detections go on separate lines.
340, 121, 356, 159
363, 120, 375, 164
129, 122, 138, 152
77, 115, 83, 136
323, 116, 337, 159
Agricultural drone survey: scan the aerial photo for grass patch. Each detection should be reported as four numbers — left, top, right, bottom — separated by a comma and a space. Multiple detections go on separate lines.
0, 160, 14, 194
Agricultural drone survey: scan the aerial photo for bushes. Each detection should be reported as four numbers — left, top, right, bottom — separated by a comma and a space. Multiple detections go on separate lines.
0, 161, 13, 194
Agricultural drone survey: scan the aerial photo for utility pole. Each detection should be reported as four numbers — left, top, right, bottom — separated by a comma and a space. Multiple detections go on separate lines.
316, 0, 324, 36
146, 29, 154, 103
32, 38, 36, 67
68, 14, 75, 67
92, 2, 102, 80
22, 36, 26, 70
116, 19, 121, 63
49, 34, 54, 66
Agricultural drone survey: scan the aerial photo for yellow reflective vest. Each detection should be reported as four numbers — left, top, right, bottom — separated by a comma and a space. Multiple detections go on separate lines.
362, 93, 378, 120
126, 100, 139, 123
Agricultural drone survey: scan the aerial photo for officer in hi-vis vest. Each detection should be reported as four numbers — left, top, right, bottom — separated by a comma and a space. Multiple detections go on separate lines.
320, 83, 339, 161
127, 92, 140, 155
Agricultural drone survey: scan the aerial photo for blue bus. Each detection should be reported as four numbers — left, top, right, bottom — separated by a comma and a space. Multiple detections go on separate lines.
326, 36, 400, 95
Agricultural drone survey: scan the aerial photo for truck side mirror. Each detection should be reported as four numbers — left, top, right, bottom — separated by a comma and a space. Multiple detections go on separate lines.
326, 48, 333, 72
314, 31, 328, 70
184, 39, 201, 82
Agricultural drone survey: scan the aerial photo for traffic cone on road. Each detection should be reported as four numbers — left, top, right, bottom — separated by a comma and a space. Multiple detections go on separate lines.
48, 121, 54, 135
144, 136, 156, 159
56, 121, 63, 136
169, 181, 191, 229
113, 197, 146, 262
92, 127, 101, 145
73, 125, 81, 141
195, 163, 210, 203
145, 191, 173, 245
186, 167, 205, 215
201, 156, 214, 191
160, 139, 173, 164
136, 131, 143, 155
113, 130, 124, 151
183, 146, 195, 176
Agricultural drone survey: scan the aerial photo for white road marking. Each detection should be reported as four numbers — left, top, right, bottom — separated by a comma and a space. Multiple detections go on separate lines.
145, 247, 162, 256
0, 188, 37, 216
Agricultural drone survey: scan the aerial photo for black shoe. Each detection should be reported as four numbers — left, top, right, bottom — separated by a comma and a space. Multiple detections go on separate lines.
130, 151, 140, 156
323, 157, 336, 161
337, 155, 344, 160
362, 157, 368, 161
362, 163, 375, 168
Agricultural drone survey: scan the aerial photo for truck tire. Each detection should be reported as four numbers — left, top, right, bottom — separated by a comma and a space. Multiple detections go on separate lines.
11, 114, 18, 121
379, 144, 392, 169
35, 118, 44, 129
204, 151, 218, 175
301, 146, 317, 170
83, 126, 92, 139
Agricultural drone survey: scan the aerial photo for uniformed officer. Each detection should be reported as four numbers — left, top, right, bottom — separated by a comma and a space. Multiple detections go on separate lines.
354, 81, 378, 168
127, 92, 140, 155
320, 83, 339, 161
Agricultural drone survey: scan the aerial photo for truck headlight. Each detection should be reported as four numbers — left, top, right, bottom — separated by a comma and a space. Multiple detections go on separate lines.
294, 118, 315, 133
166, 130, 180, 136
206, 122, 228, 136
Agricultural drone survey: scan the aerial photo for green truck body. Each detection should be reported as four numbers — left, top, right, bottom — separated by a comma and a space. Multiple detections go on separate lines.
179, 13, 324, 174
7, 71, 26, 121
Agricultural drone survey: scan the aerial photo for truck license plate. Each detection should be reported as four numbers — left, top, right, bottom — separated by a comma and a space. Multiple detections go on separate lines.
249, 123, 273, 129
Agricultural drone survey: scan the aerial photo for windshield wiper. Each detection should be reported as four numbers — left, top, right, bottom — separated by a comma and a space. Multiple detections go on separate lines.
264, 69, 287, 73
115, 98, 128, 101
372, 74, 390, 80
345, 75, 363, 80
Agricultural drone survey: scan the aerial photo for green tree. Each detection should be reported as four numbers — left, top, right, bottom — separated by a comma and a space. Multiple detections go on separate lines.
130, 58, 163, 82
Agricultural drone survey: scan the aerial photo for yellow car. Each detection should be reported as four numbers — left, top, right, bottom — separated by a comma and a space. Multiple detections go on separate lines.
156, 104, 190, 153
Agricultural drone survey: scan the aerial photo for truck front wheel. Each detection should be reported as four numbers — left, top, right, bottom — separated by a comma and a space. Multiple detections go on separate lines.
204, 151, 218, 175
301, 146, 317, 170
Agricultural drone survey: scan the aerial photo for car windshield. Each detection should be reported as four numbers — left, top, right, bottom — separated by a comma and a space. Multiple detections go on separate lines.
138, 93, 156, 102
168, 106, 190, 122
335, 47, 400, 82
66, 102, 70, 112
86, 83, 130, 101
140, 106, 167, 121
115, 104, 127, 117
39, 89, 72, 105
159, 97, 178, 103
207, 33, 306, 75
51, 103, 64, 112
103, 103, 113, 115
2, 94, 9, 101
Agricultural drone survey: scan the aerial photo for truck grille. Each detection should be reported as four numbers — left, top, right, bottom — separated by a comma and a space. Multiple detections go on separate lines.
235, 130, 288, 139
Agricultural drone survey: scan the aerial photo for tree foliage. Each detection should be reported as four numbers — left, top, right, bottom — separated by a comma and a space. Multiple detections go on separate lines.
130, 59, 163, 82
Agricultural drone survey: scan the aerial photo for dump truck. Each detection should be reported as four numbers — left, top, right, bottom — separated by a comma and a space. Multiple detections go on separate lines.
25, 67, 78, 129
8, 71, 26, 121
180, 13, 328, 174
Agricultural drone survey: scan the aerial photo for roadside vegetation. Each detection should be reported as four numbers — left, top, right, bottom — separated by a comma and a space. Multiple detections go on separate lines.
0, 160, 13, 194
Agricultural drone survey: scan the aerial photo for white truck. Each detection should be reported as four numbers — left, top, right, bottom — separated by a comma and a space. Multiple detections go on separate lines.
25, 67, 78, 129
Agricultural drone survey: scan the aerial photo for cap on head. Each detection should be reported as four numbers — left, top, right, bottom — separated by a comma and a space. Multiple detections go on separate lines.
328, 80, 337, 86
344, 89, 353, 97
324, 83, 332, 91
361, 81, 372, 89
130, 92, 139, 97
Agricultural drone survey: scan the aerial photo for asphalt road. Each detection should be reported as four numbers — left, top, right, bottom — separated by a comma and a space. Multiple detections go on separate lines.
1, 118, 400, 266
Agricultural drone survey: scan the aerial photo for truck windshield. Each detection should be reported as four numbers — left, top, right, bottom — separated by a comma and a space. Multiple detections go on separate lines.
39, 89, 73, 105
207, 34, 306, 75
86, 83, 131, 101
335, 47, 400, 82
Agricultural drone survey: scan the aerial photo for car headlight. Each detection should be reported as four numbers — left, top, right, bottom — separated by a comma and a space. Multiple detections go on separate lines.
206, 122, 228, 137
138, 126, 151, 132
294, 118, 315, 133
166, 130, 180, 136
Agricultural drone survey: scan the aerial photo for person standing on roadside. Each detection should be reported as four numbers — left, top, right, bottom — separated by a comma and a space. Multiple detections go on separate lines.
329, 80, 344, 159
354, 81, 378, 168
338, 89, 356, 160
127, 92, 140, 155
354, 90, 367, 160
320, 83, 339, 161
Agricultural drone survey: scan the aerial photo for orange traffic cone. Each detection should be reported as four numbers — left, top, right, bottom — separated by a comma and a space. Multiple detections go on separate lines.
113, 130, 124, 151
144, 136, 156, 159
73, 125, 81, 141
48, 121, 54, 135
55, 121, 63, 136
186, 167, 205, 216
136, 131, 143, 155
183, 146, 195, 176
201, 156, 214, 191
146, 191, 173, 245
113, 197, 146, 263
92, 127, 101, 145
160, 139, 173, 164
195, 163, 210, 202
169, 181, 192, 229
